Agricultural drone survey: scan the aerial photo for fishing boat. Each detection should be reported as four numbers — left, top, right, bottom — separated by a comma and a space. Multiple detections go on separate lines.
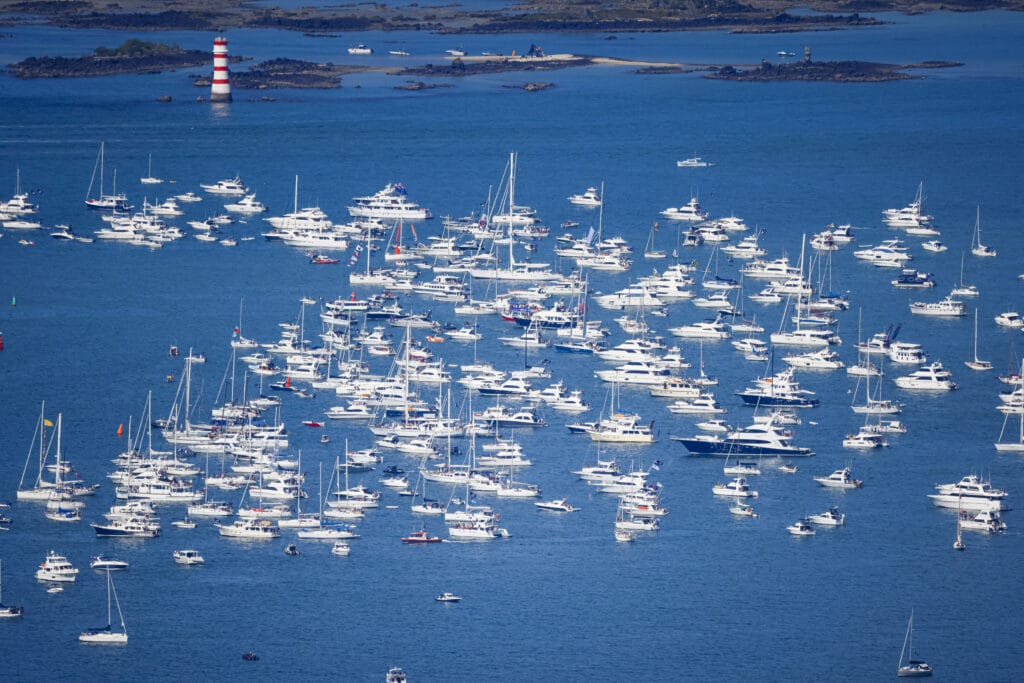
173, 549, 205, 565
896, 611, 933, 677
787, 519, 815, 536
568, 186, 602, 206
813, 467, 863, 489
435, 592, 461, 603
79, 569, 128, 644
729, 502, 757, 518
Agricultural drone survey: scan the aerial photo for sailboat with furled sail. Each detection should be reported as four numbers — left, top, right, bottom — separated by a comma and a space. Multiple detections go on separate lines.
17, 402, 56, 501
79, 569, 128, 644
470, 153, 561, 282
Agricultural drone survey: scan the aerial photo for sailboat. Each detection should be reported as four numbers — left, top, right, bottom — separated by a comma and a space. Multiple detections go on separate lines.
643, 221, 667, 259
469, 152, 561, 282
995, 359, 1024, 452
17, 402, 56, 501
79, 569, 128, 644
964, 308, 992, 371
896, 611, 933, 677
140, 153, 163, 184
84, 141, 129, 210
970, 205, 996, 257
0, 560, 24, 618
950, 252, 979, 297
953, 494, 966, 551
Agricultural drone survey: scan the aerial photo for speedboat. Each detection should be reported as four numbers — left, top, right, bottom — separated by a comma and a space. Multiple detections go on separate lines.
435, 592, 461, 603
534, 499, 578, 512
347, 44, 373, 55
173, 549, 205, 565
807, 507, 845, 526
331, 541, 352, 556
995, 311, 1023, 329
813, 468, 863, 489
677, 157, 712, 168
90, 556, 129, 571
787, 519, 816, 536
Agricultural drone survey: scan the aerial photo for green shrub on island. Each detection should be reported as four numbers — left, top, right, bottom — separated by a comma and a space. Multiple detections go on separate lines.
93, 39, 184, 59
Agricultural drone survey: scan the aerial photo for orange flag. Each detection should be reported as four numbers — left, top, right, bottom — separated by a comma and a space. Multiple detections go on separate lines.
117, 423, 124, 437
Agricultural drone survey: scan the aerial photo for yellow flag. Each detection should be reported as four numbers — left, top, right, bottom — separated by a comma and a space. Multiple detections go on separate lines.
43, 419, 54, 427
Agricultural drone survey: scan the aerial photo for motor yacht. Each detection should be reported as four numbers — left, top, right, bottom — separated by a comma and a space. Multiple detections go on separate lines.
787, 519, 816, 536
661, 196, 708, 222
173, 549, 205, 565
35, 551, 79, 582
813, 467, 863, 489
927, 474, 1008, 511
568, 186, 602, 206
711, 476, 758, 498
893, 362, 957, 391
807, 507, 845, 526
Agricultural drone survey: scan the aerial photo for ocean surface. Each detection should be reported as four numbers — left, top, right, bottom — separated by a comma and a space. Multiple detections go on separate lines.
1, 11, 1023, 681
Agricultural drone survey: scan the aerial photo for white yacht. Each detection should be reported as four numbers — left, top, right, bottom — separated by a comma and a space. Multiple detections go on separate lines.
893, 362, 957, 391
928, 474, 1008, 511
807, 507, 845, 526
568, 186, 602, 206
712, 477, 758, 498
995, 311, 1023, 329
225, 193, 267, 214
35, 551, 79, 582
200, 176, 247, 196
669, 316, 731, 340
661, 196, 708, 222
909, 295, 967, 317
958, 509, 1006, 533
535, 499, 578, 512
595, 360, 672, 385
813, 467, 863, 489
348, 183, 431, 220
215, 518, 281, 539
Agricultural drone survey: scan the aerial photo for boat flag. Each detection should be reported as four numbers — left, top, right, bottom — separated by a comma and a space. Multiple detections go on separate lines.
348, 243, 362, 266
117, 423, 124, 437
233, 327, 240, 336
44, 419, 54, 428
585, 226, 596, 246
410, 224, 418, 242
285, 376, 291, 388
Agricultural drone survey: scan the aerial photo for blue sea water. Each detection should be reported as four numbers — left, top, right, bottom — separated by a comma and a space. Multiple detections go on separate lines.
1, 11, 1023, 681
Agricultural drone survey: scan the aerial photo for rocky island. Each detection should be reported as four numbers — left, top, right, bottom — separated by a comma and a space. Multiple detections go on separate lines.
8, 39, 219, 78
706, 52, 961, 82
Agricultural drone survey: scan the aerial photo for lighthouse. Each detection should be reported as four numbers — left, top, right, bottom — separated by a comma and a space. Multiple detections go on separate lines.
211, 34, 232, 102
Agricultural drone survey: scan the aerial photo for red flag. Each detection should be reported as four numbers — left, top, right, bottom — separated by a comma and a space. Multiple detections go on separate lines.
117, 423, 124, 437
285, 376, 291, 388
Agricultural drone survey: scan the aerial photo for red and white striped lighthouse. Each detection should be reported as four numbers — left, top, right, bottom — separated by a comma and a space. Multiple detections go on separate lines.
211, 34, 232, 102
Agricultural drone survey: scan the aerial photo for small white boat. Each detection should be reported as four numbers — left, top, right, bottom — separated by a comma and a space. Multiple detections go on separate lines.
729, 502, 757, 518
331, 541, 352, 556
171, 517, 197, 529
173, 549, 205, 565
921, 240, 947, 253
676, 157, 712, 168
435, 591, 461, 603
787, 519, 815, 536
347, 44, 373, 55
